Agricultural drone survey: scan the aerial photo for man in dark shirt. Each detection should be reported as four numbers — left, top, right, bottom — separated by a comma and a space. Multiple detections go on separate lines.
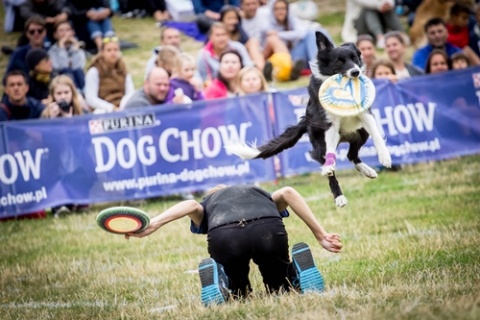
1, 70, 45, 121
126, 185, 342, 306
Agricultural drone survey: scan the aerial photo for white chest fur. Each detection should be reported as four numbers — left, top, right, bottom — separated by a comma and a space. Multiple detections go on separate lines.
325, 112, 364, 135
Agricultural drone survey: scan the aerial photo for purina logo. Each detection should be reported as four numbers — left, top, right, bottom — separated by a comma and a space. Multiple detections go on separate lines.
89, 113, 159, 135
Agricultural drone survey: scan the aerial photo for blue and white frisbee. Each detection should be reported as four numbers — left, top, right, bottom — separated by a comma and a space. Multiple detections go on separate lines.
318, 74, 376, 117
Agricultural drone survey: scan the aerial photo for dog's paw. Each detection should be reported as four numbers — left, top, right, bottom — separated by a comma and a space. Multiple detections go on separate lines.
321, 165, 335, 176
335, 195, 348, 208
355, 163, 378, 179
378, 148, 392, 168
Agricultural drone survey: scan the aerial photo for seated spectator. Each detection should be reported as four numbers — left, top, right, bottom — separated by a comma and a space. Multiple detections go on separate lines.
425, 49, 452, 74
371, 59, 397, 82
447, 2, 472, 50
41, 74, 84, 118
155, 45, 180, 77
262, 0, 332, 71
412, 17, 462, 71
384, 31, 424, 79
342, 0, 403, 47
219, 5, 269, 78
3, 0, 27, 33
48, 20, 86, 91
170, 53, 204, 103
196, 22, 253, 85
68, 0, 115, 52
240, 0, 267, 40
25, 48, 54, 102
18, 0, 70, 45
144, 27, 183, 79
237, 66, 269, 95
469, 3, 480, 56
356, 34, 377, 77
451, 51, 471, 70
353, 0, 403, 48
5, 16, 49, 77
125, 67, 183, 108
204, 49, 243, 99
0, 70, 45, 121
192, 0, 240, 34
84, 36, 135, 113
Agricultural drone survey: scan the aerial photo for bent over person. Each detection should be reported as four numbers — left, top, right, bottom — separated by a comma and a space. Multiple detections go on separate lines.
127, 185, 342, 305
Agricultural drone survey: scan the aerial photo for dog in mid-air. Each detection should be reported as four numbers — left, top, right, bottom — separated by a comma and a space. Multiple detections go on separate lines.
225, 31, 392, 207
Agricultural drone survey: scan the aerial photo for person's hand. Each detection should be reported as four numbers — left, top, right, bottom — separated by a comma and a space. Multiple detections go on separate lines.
205, 10, 220, 20
380, 2, 393, 13
45, 16, 55, 24
55, 13, 68, 24
47, 102, 61, 118
87, 10, 99, 21
319, 233, 342, 253
58, 35, 68, 48
125, 224, 157, 239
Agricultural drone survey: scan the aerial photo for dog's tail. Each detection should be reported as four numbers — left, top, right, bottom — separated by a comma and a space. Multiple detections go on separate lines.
225, 117, 308, 159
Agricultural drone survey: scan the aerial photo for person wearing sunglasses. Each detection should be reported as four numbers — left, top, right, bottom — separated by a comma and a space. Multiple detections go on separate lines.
84, 36, 135, 114
5, 16, 49, 78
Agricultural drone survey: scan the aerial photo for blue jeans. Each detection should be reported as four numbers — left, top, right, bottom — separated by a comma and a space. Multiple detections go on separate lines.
87, 8, 115, 39
290, 28, 333, 68
59, 68, 86, 91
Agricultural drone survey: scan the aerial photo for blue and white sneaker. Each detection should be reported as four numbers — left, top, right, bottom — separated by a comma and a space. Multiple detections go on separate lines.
291, 242, 325, 293
198, 258, 230, 306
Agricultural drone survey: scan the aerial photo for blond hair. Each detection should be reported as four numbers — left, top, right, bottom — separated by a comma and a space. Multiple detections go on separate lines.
237, 66, 269, 95
43, 75, 83, 117
173, 52, 196, 75
156, 45, 180, 76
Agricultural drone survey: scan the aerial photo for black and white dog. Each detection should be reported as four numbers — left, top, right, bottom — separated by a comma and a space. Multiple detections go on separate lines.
225, 31, 392, 207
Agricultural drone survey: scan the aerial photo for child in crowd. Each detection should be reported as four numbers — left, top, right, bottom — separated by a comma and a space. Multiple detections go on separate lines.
237, 66, 269, 95
84, 36, 135, 113
371, 59, 397, 82
447, 3, 472, 50
170, 52, 204, 103
156, 45, 180, 77
451, 51, 471, 70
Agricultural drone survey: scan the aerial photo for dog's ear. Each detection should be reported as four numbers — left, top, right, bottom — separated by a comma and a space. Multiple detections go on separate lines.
315, 31, 334, 51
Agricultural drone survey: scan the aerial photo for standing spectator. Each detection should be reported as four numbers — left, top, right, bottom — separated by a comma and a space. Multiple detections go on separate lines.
25, 48, 54, 102
192, 0, 240, 34
450, 51, 471, 70
425, 49, 452, 74
48, 20, 86, 91
1, 70, 45, 121
196, 22, 253, 85
412, 18, 462, 71
170, 53, 205, 102
204, 49, 243, 99
68, 0, 115, 53
125, 67, 183, 109
5, 16, 48, 77
237, 66, 269, 95
356, 34, 377, 77
19, 0, 70, 44
84, 36, 135, 113
144, 27, 183, 79
384, 31, 424, 79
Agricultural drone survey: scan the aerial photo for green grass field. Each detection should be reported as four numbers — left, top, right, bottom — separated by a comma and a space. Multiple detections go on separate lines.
1, 155, 479, 319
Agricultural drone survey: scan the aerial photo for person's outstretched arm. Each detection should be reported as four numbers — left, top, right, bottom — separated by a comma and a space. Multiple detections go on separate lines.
271, 186, 342, 253
125, 200, 204, 239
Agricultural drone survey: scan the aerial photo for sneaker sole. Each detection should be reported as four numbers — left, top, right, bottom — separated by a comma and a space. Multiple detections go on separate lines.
199, 258, 228, 306
292, 242, 325, 293
290, 60, 304, 81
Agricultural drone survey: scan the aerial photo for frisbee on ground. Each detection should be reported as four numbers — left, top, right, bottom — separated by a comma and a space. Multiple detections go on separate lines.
96, 206, 150, 234
318, 74, 376, 117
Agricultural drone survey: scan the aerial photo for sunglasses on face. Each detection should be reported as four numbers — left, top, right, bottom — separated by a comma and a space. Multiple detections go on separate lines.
102, 36, 119, 44
28, 28, 45, 35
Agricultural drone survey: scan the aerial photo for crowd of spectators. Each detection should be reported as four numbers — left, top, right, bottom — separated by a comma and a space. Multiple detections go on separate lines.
2, 0, 480, 217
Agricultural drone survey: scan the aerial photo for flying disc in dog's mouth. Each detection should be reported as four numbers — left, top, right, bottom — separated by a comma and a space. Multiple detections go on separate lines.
318, 74, 376, 117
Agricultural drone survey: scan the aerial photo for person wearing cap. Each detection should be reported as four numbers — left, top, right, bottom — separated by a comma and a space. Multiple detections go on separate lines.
25, 47, 54, 102
1, 70, 45, 122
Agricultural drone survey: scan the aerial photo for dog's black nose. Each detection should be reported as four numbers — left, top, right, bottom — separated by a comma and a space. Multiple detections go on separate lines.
350, 70, 360, 77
